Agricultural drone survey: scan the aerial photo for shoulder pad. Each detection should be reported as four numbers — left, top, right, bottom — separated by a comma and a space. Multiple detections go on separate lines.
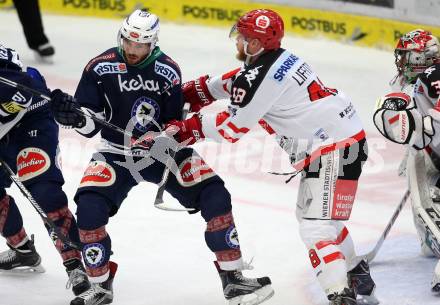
154, 57, 181, 86
85, 49, 118, 72
419, 64, 440, 99
26, 67, 47, 87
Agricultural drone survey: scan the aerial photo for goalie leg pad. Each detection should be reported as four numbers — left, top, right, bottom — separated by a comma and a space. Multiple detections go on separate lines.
432, 260, 440, 292
408, 151, 440, 257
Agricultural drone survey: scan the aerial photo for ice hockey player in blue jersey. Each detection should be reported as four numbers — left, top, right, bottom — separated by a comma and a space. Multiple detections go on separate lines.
0, 44, 90, 296
49, 9, 273, 305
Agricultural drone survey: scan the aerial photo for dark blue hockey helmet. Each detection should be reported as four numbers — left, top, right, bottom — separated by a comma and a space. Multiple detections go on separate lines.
0, 44, 23, 71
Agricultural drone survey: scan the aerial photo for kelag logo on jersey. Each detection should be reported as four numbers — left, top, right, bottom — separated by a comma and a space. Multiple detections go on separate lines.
93, 62, 127, 76
154, 61, 180, 86
118, 74, 160, 93
130, 96, 160, 132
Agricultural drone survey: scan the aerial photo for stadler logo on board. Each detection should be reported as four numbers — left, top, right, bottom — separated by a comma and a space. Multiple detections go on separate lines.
130, 96, 160, 132
17, 147, 51, 181
256, 15, 270, 29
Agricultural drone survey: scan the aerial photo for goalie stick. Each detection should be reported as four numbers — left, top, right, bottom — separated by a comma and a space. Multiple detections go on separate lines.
154, 103, 194, 211
361, 189, 410, 263
0, 160, 83, 250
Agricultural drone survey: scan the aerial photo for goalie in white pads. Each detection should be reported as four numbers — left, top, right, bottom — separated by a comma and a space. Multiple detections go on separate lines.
373, 29, 440, 292
167, 8, 378, 305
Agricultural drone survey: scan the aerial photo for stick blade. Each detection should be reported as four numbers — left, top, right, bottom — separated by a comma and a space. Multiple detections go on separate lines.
154, 201, 195, 212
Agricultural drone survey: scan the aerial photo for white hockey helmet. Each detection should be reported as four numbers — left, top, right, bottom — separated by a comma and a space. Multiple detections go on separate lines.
119, 9, 160, 48
394, 29, 440, 84
0, 44, 23, 71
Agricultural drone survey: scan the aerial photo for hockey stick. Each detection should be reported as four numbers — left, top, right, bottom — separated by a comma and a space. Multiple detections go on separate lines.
154, 103, 194, 212
0, 160, 84, 250
362, 189, 410, 263
0, 75, 134, 139
0, 75, 193, 211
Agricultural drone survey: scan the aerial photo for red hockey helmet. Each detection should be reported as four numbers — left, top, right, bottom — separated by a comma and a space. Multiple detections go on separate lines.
232, 9, 284, 50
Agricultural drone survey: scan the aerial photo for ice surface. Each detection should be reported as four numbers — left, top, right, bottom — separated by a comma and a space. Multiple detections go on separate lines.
0, 11, 432, 305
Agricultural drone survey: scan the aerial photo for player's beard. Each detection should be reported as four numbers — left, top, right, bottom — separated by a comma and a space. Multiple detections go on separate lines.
125, 53, 141, 65
236, 49, 247, 62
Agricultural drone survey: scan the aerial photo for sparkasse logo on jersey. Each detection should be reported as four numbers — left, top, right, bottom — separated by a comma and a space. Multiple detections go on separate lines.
154, 61, 180, 86
93, 62, 127, 76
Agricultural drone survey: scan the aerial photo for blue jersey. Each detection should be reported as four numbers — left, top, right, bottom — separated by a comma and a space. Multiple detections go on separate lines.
0, 68, 51, 139
74, 47, 183, 148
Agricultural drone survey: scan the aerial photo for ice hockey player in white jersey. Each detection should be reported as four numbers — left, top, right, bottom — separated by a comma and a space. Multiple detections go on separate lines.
166, 9, 377, 305
374, 29, 440, 293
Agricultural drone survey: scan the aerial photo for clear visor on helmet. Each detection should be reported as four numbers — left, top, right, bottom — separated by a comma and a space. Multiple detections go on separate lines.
394, 49, 406, 73
229, 23, 240, 42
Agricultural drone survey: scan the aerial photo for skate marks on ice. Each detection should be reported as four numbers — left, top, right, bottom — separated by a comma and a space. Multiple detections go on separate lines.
303, 235, 439, 305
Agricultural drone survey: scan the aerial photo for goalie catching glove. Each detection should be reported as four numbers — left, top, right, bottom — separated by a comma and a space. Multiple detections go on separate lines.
373, 92, 435, 149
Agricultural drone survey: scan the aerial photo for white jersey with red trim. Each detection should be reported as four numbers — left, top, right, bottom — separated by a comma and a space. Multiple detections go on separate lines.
200, 48, 365, 169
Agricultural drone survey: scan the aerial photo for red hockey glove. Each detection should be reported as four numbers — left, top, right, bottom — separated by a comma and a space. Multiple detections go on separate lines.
182, 75, 215, 112
165, 114, 205, 145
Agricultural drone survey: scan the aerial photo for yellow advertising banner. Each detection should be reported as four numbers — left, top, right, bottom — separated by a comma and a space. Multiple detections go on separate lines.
1, 0, 439, 50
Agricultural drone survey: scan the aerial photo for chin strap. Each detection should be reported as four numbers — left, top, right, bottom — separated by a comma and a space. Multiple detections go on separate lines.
243, 40, 264, 65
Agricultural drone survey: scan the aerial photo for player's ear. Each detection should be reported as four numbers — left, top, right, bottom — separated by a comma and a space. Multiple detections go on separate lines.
249, 38, 262, 52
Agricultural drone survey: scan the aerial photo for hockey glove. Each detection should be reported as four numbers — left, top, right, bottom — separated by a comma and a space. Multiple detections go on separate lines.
182, 75, 215, 112
165, 114, 205, 145
50, 89, 85, 128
